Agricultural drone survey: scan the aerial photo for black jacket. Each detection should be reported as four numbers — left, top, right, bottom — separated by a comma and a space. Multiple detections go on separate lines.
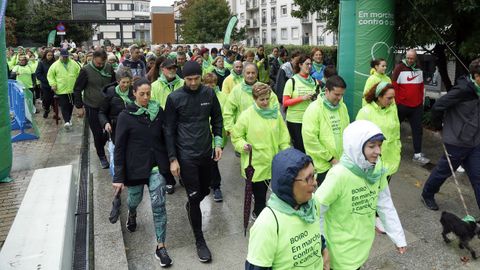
164, 84, 223, 161
269, 57, 281, 88
35, 60, 53, 90
213, 68, 230, 91
113, 103, 169, 186
431, 75, 480, 148
98, 83, 134, 144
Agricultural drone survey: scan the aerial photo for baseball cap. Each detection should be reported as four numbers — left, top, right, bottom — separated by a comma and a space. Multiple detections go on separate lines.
60, 49, 69, 57
160, 58, 177, 69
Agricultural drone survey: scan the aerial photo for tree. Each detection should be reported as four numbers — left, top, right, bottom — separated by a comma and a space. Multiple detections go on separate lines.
7, 0, 93, 46
180, 0, 233, 43
292, 0, 480, 90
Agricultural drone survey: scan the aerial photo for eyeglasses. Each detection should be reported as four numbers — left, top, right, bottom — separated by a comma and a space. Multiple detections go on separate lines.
294, 174, 317, 184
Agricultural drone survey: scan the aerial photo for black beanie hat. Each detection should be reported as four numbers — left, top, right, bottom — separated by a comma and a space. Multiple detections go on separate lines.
183, 61, 202, 77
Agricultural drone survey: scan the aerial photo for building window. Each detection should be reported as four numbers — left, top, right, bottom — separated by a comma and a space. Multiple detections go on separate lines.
240, 12, 245, 22
132, 32, 136, 39
281, 28, 287, 40
271, 7, 276, 23
271, 29, 277, 44
261, 9, 267, 25
291, 27, 299, 39
280, 5, 287, 16
114, 3, 119, 10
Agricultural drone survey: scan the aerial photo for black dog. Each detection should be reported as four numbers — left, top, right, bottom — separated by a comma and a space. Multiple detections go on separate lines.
440, 211, 480, 259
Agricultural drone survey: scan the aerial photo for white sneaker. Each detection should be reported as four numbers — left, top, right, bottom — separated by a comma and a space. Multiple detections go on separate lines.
375, 217, 386, 234
457, 166, 465, 173
64, 121, 72, 130
412, 153, 430, 165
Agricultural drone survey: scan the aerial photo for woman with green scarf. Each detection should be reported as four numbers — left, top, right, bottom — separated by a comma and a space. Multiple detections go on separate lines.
310, 47, 326, 83
211, 56, 230, 91
113, 78, 173, 267
315, 120, 407, 270
362, 58, 391, 105
283, 54, 318, 153
246, 148, 328, 270
231, 82, 290, 218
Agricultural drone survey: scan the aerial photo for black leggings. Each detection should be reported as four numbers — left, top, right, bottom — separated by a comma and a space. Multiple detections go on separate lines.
41, 86, 54, 111
252, 180, 270, 217
286, 121, 305, 153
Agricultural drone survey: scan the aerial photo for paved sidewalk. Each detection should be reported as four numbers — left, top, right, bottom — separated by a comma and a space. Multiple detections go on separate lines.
0, 106, 84, 249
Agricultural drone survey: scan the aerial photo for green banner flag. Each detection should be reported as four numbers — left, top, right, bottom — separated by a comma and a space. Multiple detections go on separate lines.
22, 87, 40, 137
338, 0, 395, 119
223, 16, 238, 47
47, 30, 56, 46
0, 0, 12, 182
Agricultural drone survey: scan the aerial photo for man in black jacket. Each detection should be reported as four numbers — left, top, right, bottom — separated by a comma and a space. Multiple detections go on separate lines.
164, 61, 223, 263
422, 58, 480, 211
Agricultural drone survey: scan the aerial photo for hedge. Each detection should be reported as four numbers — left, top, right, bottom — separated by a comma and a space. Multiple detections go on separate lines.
247, 44, 337, 65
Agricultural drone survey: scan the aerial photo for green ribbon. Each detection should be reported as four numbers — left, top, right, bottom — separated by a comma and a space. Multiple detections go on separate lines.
322, 95, 339, 111
267, 193, 317, 224
231, 71, 243, 84
241, 80, 254, 94
253, 102, 278, 119
215, 67, 226, 77
88, 61, 111, 77
278, 58, 284, 65
159, 73, 181, 90
375, 81, 389, 97
462, 215, 476, 223
470, 75, 480, 96
115, 85, 133, 104
129, 100, 160, 121
340, 155, 385, 185
214, 136, 223, 148
312, 62, 324, 73
294, 73, 316, 87
402, 59, 419, 71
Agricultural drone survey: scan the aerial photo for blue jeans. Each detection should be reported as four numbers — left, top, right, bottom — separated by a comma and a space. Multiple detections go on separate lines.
127, 172, 167, 243
422, 143, 480, 209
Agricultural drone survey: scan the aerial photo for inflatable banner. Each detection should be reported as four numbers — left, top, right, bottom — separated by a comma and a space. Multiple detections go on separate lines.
223, 16, 238, 48
338, 0, 395, 119
0, 0, 12, 182
47, 30, 56, 46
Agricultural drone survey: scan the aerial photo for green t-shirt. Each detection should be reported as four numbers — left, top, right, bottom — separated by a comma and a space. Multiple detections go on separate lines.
13, 65, 34, 89
327, 108, 342, 152
247, 207, 323, 269
283, 74, 317, 123
315, 164, 388, 270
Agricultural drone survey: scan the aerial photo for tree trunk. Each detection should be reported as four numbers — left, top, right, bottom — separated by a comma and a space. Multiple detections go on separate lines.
433, 44, 452, 91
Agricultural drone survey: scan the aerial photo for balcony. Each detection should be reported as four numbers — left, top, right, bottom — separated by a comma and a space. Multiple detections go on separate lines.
261, 17, 267, 26
134, 23, 150, 31
262, 37, 267, 45
271, 37, 277, 44
301, 15, 312, 24
271, 16, 277, 25
261, 0, 267, 6
317, 36, 325, 45
247, 18, 259, 28
246, 0, 259, 10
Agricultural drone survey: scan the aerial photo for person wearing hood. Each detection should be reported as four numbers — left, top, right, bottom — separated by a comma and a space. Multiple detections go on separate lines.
362, 58, 391, 105
231, 82, 290, 218
224, 63, 279, 134
246, 148, 328, 270
302, 75, 350, 185
74, 49, 116, 169
113, 78, 173, 267
392, 49, 430, 165
222, 60, 243, 95
357, 82, 401, 233
315, 120, 407, 270
98, 67, 134, 177
422, 58, 480, 211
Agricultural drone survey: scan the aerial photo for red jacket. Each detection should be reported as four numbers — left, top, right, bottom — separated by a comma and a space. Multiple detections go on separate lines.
391, 62, 424, 107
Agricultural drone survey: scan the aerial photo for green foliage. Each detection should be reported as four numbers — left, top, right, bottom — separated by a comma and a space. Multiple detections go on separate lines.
7, 0, 93, 46
292, 0, 480, 59
180, 0, 233, 43
250, 44, 337, 65
5, 17, 17, 46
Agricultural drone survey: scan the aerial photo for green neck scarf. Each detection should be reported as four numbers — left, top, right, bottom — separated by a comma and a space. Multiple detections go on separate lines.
402, 59, 419, 71
253, 102, 278, 119
294, 73, 316, 87
340, 155, 385, 184
267, 193, 317, 224
159, 73, 181, 88
214, 85, 221, 93
215, 67, 226, 77
322, 95, 339, 111
470, 75, 480, 96
88, 61, 111, 77
241, 80, 254, 94
278, 58, 284, 65
115, 85, 133, 104
129, 100, 160, 121
312, 62, 324, 73
232, 71, 243, 83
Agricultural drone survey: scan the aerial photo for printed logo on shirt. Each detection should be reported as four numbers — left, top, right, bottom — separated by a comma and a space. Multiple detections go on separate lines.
200, 102, 210, 106
290, 231, 323, 267
406, 74, 420, 81
351, 185, 377, 215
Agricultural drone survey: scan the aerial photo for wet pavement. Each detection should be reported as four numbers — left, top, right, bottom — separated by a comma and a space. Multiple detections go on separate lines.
3, 108, 480, 269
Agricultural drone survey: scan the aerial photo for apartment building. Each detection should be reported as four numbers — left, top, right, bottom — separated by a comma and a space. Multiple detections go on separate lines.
230, 0, 337, 47
93, 0, 152, 46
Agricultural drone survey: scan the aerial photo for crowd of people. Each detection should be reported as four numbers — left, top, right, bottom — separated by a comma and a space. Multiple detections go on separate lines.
7, 41, 480, 269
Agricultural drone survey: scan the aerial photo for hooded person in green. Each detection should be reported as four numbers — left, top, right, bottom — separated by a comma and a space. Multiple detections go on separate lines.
151, 59, 185, 109
362, 58, 392, 106
315, 120, 407, 270
302, 75, 350, 185
231, 82, 290, 217
246, 148, 328, 270
223, 63, 279, 134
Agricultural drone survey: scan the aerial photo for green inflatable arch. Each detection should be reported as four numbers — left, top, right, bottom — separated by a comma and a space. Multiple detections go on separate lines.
0, 0, 12, 182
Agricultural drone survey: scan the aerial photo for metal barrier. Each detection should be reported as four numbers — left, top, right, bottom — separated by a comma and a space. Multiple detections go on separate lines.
8, 79, 39, 142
